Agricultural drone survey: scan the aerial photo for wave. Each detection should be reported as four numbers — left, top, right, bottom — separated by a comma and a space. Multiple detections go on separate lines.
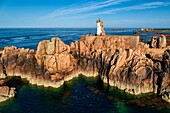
0, 34, 49, 39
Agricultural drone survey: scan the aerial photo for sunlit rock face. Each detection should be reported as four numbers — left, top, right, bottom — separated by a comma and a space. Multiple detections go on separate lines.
0, 35, 170, 102
160, 50, 170, 102
0, 86, 15, 102
35, 38, 76, 81
0, 46, 37, 78
151, 34, 166, 48
70, 35, 155, 95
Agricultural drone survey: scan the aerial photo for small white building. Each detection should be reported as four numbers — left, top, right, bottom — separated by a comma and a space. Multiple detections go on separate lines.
97, 21, 102, 35
96, 18, 106, 36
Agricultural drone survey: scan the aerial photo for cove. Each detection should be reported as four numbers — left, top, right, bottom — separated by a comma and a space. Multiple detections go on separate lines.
0, 75, 169, 113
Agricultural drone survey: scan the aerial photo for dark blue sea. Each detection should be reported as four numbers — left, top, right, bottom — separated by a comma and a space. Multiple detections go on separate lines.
0, 28, 169, 113
0, 28, 152, 50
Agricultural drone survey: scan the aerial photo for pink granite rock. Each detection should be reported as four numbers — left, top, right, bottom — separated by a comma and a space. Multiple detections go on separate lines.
0, 86, 15, 102
0, 35, 170, 103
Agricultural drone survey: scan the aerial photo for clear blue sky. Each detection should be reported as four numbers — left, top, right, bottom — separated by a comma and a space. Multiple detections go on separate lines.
0, 0, 170, 28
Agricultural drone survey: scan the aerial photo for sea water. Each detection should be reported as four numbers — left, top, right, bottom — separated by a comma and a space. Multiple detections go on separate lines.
0, 28, 143, 50
0, 28, 169, 113
0, 75, 169, 113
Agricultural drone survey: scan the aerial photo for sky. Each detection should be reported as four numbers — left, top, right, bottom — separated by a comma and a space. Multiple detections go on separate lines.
0, 0, 170, 28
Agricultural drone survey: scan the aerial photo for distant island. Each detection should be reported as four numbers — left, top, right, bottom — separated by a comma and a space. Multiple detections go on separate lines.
0, 19, 170, 106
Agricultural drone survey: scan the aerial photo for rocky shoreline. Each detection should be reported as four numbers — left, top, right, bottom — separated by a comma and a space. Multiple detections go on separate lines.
0, 76, 22, 102
0, 35, 170, 103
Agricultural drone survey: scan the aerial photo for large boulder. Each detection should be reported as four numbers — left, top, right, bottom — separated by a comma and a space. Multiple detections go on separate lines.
0, 86, 15, 102
160, 50, 170, 102
150, 35, 166, 48
158, 35, 166, 48
35, 38, 76, 81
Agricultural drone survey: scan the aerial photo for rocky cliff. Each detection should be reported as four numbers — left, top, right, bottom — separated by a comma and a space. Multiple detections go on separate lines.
70, 35, 154, 95
0, 35, 170, 102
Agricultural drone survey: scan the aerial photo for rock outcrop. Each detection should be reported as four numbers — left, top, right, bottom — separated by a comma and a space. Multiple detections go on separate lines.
70, 35, 154, 95
0, 86, 15, 102
0, 76, 23, 102
0, 35, 170, 103
165, 34, 170, 46
150, 34, 166, 48
159, 50, 170, 102
35, 38, 78, 83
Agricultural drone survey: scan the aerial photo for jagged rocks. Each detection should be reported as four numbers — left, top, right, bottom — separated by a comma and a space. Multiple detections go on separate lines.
0, 80, 5, 86
159, 50, 170, 102
150, 34, 166, 48
69, 35, 157, 95
35, 38, 76, 81
99, 49, 154, 95
0, 35, 170, 103
0, 62, 6, 79
0, 46, 38, 78
0, 86, 15, 102
0, 76, 22, 102
71, 35, 139, 58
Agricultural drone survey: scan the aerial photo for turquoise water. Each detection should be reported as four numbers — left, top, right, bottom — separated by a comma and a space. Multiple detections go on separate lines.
0, 75, 169, 113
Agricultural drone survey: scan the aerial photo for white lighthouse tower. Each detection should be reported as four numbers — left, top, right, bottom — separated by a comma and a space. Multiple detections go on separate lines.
97, 20, 102, 35
96, 18, 105, 36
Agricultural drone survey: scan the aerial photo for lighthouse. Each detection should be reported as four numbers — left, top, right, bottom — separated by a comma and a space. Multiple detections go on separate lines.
96, 18, 106, 36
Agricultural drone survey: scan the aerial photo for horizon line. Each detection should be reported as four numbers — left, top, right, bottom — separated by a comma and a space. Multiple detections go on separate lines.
0, 27, 170, 29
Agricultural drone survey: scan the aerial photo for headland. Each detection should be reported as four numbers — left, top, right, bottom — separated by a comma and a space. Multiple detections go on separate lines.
0, 19, 170, 104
